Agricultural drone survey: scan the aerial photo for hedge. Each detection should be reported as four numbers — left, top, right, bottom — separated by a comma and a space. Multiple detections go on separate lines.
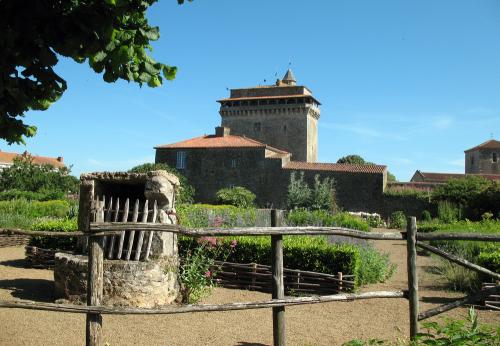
286, 209, 370, 232
29, 218, 78, 250
179, 235, 394, 287
177, 204, 263, 228
0, 199, 73, 219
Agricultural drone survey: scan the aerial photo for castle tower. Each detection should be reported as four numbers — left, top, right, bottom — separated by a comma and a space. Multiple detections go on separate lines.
217, 69, 321, 162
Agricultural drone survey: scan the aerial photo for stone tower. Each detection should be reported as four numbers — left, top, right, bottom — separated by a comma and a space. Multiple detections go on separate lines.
217, 69, 321, 162
464, 139, 500, 174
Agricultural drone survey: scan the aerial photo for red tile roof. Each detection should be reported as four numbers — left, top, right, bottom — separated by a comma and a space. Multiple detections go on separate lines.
283, 161, 387, 174
0, 151, 65, 168
155, 135, 290, 155
464, 139, 500, 153
414, 171, 500, 182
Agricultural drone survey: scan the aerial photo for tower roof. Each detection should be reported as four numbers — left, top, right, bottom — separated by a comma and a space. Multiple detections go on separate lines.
464, 139, 500, 153
282, 69, 296, 84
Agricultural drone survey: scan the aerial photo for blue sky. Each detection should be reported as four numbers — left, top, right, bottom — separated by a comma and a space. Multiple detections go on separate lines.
2, 0, 500, 181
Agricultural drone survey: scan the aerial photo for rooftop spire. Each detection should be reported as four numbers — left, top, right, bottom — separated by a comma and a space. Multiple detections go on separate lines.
282, 69, 296, 85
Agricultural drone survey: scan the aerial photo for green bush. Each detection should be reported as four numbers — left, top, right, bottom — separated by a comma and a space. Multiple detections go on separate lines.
0, 199, 72, 219
215, 186, 255, 208
437, 200, 463, 223
432, 176, 495, 220
128, 162, 195, 204
29, 218, 78, 250
286, 171, 311, 210
286, 209, 370, 232
389, 211, 406, 229
0, 155, 79, 197
421, 210, 432, 222
179, 235, 394, 287
477, 251, 500, 276
0, 188, 65, 201
177, 204, 258, 228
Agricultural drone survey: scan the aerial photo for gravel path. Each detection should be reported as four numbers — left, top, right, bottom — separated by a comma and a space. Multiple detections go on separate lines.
0, 235, 498, 346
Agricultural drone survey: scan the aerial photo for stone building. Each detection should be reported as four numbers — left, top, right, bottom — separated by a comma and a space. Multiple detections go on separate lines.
464, 139, 500, 175
218, 69, 320, 163
155, 70, 387, 211
410, 139, 500, 184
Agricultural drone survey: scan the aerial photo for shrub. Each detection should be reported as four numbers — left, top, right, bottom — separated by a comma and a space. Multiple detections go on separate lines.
286, 209, 370, 232
389, 211, 406, 229
416, 308, 499, 345
477, 251, 500, 277
177, 204, 258, 228
128, 162, 195, 204
437, 201, 462, 223
421, 210, 432, 222
179, 235, 394, 287
286, 173, 337, 211
29, 218, 78, 250
0, 188, 65, 201
178, 236, 237, 303
309, 175, 336, 211
0, 199, 71, 220
0, 155, 79, 197
286, 171, 311, 210
215, 186, 255, 208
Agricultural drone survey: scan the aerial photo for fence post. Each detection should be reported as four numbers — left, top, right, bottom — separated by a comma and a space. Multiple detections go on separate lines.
86, 199, 104, 346
271, 209, 285, 346
406, 216, 419, 339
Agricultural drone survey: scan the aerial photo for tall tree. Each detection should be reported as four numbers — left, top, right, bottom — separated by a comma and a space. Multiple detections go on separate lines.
1, 0, 187, 144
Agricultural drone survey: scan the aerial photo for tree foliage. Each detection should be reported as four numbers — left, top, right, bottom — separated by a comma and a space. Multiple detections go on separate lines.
337, 154, 397, 181
432, 176, 498, 220
215, 186, 256, 208
286, 172, 311, 210
1, 0, 186, 144
0, 155, 79, 199
128, 162, 194, 204
337, 155, 366, 165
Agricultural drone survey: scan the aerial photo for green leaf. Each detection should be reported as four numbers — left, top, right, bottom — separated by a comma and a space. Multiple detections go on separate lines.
163, 66, 177, 81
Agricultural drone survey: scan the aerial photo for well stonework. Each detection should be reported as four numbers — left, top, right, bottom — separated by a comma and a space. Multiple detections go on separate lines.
55, 170, 181, 307
54, 252, 178, 307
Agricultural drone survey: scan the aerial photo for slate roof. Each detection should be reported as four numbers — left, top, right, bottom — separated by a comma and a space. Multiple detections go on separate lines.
283, 161, 387, 174
0, 151, 65, 168
464, 139, 500, 153
155, 135, 290, 155
282, 69, 296, 83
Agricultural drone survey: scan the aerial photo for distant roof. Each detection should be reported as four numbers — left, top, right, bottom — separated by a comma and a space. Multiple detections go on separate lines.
464, 139, 500, 153
155, 135, 290, 155
284, 161, 387, 174
412, 170, 500, 182
0, 151, 65, 168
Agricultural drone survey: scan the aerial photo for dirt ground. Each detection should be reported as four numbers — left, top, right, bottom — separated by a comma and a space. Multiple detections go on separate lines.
0, 234, 498, 346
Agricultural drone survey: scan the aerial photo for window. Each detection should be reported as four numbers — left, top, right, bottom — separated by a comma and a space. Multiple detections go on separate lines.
231, 159, 237, 168
493, 152, 498, 163
253, 122, 261, 132
176, 151, 187, 169
470, 156, 474, 166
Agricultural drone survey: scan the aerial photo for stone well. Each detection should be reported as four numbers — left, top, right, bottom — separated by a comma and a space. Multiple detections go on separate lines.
54, 170, 181, 307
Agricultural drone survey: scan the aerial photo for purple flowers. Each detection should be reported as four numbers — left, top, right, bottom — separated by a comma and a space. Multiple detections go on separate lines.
204, 270, 212, 278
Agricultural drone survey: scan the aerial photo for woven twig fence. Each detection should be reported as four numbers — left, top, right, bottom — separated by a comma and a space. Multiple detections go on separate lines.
0, 233, 30, 248
212, 260, 354, 295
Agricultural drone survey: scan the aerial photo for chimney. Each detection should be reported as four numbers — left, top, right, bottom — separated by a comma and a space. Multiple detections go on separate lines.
57, 156, 64, 163
215, 126, 230, 137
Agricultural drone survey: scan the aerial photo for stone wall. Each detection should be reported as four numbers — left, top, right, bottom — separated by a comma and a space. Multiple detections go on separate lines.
220, 106, 318, 162
54, 252, 178, 307
375, 195, 435, 220
156, 147, 387, 212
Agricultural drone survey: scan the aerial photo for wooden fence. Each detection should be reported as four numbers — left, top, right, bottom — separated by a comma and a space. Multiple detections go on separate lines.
212, 260, 354, 295
1, 208, 499, 346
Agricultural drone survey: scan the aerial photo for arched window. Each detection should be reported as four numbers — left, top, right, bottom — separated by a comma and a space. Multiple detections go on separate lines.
493, 152, 498, 163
